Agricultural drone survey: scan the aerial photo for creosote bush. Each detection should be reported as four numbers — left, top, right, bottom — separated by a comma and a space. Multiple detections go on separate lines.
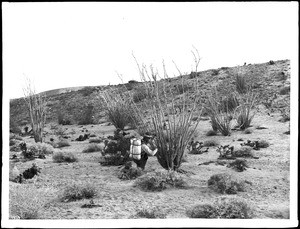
207, 173, 247, 194
186, 196, 253, 219
134, 170, 187, 192
60, 183, 97, 202
52, 151, 78, 163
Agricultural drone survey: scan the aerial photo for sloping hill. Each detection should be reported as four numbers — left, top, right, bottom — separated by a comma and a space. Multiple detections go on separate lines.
9, 59, 290, 129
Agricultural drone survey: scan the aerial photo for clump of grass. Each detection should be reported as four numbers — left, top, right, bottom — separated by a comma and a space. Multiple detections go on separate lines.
186, 196, 253, 218
135, 206, 167, 218
203, 140, 218, 147
52, 151, 78, 163
59, 183, 98, 202
207, 173, 247, 194
206, 130, 218, 136
134, 170, 187, 192
82, 143, 104, 153
9, 184, 48, 219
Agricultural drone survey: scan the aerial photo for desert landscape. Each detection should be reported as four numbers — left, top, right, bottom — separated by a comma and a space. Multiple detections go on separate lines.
7, 59, 292, 220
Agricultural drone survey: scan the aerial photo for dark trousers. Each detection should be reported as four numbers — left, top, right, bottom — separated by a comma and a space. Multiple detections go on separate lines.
133, 153, 148, 170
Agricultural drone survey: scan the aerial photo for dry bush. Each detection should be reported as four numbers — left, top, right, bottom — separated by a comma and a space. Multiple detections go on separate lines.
206, 91, 234, 136
9, 184, 48, 219
25, 142, 54, 158
52, 151, 78, 163
203, 140, 219, 147
89, 138, 103, 143
235, 74, 248, 94
207, 173, 247, 194
23, 78, 47, 143
187, 196, 253, 219
206, 129, 218, 136
135, 206, 167, 218
236, 91, 257, 130
244, 128, 253, 134
100, 88, 144, 130
82, 143, 104, 153
257, 140, 270, 148
228, 159, 249, 172
233, 146, 253, 158
55, 139, 70, 148
134, 170, 187, 192
59, 183, 97, 202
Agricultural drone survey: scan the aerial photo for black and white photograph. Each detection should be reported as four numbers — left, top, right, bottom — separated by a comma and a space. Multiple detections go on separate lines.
2, 2, 298, 228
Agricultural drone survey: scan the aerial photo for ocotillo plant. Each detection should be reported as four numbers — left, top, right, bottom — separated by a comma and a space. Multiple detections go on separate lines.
23, 79, 47, 143
132, 48, 203, 171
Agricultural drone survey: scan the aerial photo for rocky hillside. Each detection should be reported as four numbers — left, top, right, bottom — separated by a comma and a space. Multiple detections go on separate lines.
9, 59, 290, 131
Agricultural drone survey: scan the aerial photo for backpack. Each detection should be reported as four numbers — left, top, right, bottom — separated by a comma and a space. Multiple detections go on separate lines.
129, 138, 142, 160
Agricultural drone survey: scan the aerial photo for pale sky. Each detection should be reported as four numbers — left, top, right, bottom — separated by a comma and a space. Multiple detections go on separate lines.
2, 2, 298, 99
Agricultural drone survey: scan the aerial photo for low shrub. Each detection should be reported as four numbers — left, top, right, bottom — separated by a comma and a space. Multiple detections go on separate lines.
132, 87, 149, 103
233, 147, 253, 158
82, 143, 104, 153
203, 140, 218, 147
89, 138, 103, 144
55, 139, 70, 148
135, 206, 167, 218
257, 140, 270, 148
25, 142, 54, 158
134, 170, 187, 192
211, 69, 219, 76
228, 159, 248, 172
206, 130, 218, 136
207, 173, 247, 194
187, 196, 253, 218
100, 152, 126, 166
60, 183, 98, 202
118, 162, 143, 180
235, 74, 248, 94
10, 133, 23, 141
279, 86, 290, 95
9, 184, 48, 219
175, 83, 192, 94
186, 204, 217, 218
236, 92, 257, 130
244, 128, 253, 134
52, 151, 78, 163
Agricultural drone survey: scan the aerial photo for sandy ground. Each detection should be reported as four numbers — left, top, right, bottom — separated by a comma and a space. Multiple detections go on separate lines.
8, 110, 290, 219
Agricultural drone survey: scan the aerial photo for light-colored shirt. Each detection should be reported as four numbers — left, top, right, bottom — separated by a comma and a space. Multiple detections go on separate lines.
141, 144, 157, 156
